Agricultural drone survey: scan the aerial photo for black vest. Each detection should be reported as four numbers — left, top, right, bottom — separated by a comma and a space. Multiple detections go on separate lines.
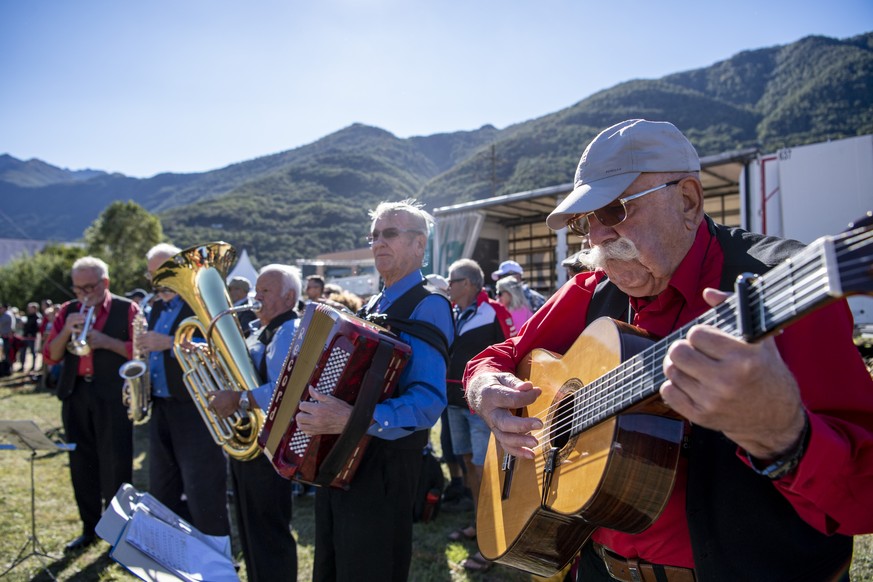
359, 281, 452, 366
585, 218, 852, 581
147, 300, 196, 401
359, 280, 453, 450
57, 295, 133, 401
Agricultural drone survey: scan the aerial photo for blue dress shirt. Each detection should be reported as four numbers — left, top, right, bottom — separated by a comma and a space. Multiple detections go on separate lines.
149, 296, 184, 398
367, 270, 454, 440
247, 318, 299, 410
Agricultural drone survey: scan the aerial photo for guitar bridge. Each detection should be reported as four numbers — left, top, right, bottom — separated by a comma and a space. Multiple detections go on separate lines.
540, 447, 559, 507
500, 453, 515, 500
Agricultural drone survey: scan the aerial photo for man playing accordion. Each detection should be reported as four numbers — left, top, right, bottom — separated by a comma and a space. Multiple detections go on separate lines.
296, 199, 454, 582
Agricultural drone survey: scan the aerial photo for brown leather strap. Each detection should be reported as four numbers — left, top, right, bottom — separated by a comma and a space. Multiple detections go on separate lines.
593, 543, 696, 582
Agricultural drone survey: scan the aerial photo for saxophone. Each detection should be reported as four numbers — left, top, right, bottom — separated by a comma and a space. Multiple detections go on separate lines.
119, 311, 152, 425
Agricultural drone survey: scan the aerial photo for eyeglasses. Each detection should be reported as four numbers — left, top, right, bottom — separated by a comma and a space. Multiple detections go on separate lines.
566, 179, 682, 236
447, 278, 466, 286
70, 281, 102, 294
367, 228, 423, 245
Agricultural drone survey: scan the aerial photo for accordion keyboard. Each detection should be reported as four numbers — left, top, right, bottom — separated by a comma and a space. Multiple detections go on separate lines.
288, 345, 352, 455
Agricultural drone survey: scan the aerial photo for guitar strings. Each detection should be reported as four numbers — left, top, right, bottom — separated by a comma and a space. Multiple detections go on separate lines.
531, 258, 830, 452
531, 235, 867, 453
524, 234, 867, 455
532, 233, 864, 450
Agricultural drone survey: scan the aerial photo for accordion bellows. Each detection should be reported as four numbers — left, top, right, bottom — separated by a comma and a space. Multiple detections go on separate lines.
258, 302, 411, 489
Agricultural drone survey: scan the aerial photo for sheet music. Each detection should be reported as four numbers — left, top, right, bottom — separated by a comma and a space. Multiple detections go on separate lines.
97, 484, 237, 582
109, 526, 182, 582
125, 512, 193, 579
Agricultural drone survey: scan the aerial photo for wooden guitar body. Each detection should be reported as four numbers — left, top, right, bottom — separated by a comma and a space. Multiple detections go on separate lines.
476, 318, 685, 576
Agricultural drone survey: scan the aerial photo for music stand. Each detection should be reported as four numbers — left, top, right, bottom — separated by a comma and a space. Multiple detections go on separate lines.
0, 420, 75, 580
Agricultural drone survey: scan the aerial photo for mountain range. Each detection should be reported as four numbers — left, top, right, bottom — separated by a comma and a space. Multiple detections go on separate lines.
2, 32, 871, 266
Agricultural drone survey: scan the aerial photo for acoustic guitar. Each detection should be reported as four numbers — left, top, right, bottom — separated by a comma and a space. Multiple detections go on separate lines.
476, 215, 873, 577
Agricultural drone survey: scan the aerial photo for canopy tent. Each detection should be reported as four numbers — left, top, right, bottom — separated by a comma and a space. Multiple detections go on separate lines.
226, 248, 259, 288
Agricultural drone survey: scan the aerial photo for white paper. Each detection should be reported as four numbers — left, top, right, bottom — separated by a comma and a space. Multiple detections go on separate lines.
97, 484, 237, 582
125, 510, 238, 582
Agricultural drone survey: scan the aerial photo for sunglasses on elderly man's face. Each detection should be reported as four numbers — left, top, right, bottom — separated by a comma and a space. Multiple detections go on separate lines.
366, 228, 423, 245
565, 179, 682, 237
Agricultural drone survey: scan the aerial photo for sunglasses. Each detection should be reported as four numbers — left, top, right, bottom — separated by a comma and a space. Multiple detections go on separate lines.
566, 179, 682, 236
366, 228, 423, 245
70, 282, 102, 294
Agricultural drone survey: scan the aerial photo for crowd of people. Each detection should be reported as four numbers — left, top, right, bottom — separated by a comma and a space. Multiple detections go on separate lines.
1, 118, 871, 582
0, 300, 52, 377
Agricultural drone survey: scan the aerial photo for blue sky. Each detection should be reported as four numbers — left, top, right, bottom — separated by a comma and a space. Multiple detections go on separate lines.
1, 1, 870, 178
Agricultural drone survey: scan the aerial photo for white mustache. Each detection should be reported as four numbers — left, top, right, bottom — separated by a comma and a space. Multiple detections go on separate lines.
587, 237, 641, 270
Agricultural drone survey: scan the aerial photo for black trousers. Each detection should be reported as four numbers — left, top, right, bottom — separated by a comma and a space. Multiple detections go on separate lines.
313, 441, 422, 582
148, 398, 230, 536
230, 454, 296, 582
61, 377, 133, 535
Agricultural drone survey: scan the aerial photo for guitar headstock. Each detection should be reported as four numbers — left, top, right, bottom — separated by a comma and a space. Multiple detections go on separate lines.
847, 210, 873, 231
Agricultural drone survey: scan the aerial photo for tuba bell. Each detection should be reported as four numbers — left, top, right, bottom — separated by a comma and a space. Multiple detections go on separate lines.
152, 242, 265, 461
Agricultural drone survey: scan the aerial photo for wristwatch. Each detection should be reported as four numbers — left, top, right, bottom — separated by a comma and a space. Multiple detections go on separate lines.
746, 412, 810, 480
238, 391, 251, 412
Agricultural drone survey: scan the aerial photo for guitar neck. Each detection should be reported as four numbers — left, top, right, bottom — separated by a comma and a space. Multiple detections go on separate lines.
572, 231, 863, 435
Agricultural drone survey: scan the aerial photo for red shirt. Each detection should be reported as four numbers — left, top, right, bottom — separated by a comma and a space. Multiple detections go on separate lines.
464, 222, 873, 568
42, 291, 138, 376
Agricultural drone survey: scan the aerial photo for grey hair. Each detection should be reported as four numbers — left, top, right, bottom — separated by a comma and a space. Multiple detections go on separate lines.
368, 199, 434, 235
259, 264, 302, 299
146, 243, 182, 262
448, 258, 484, 290
495, 276, 529, 311
72, 256, 109, 279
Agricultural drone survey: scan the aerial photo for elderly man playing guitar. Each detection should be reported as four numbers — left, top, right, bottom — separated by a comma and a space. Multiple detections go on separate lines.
464, 119, 873, 582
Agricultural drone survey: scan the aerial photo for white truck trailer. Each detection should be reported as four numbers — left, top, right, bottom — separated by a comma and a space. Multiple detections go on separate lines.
741, 135, 873, 352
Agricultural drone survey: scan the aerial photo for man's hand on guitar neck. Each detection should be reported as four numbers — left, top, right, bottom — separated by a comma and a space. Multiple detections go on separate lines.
467, 372, 544, 459
661, 288, 807, 460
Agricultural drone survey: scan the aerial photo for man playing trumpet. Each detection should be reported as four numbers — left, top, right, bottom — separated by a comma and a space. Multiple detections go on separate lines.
43, 256, 140, 552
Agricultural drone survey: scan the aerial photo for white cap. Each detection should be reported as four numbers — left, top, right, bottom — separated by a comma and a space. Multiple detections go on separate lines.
547, 119, 700, 230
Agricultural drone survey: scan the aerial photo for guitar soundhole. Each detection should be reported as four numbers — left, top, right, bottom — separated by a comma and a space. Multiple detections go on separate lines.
547, 378, 583, 455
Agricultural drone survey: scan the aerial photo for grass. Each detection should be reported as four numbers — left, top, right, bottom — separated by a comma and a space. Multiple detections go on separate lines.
1, 359, 871, 581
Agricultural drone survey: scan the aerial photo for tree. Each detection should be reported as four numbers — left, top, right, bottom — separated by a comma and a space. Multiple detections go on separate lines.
83, 201, 164, 294
0, 244, 86, 309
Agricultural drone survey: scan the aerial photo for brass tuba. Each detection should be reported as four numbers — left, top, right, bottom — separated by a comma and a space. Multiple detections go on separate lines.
119, 311, 152, 425
152, 242, 265, 461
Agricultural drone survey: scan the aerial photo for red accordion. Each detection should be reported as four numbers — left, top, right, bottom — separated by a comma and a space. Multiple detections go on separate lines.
258, 302, 411, 489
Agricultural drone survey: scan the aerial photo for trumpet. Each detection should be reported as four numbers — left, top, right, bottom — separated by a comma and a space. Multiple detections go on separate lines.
67, 304, 95, 356
120, 311, 151, 424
